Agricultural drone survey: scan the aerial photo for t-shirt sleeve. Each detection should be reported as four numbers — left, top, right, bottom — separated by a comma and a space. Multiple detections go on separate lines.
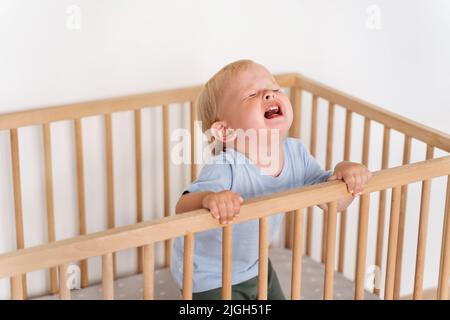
300, 143, 333, 185
183, 163, 233, 195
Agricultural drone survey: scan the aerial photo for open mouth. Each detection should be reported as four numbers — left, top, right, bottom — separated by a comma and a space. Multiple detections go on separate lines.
264, 104, 283, 119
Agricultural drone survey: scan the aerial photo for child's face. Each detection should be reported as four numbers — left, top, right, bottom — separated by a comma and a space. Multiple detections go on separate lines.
217, 63, 293, 138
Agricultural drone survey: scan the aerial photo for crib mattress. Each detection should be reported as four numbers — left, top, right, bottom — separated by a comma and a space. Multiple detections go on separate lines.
34, 248, 378, 300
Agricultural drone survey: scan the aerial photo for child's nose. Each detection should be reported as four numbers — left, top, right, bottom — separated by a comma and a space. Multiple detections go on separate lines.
264, 91, 275, 100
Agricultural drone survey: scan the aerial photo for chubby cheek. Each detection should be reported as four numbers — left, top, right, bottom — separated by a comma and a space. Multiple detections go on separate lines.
283, 99, 294, 125
226, 103, 265, 131
234, 113, 266, 131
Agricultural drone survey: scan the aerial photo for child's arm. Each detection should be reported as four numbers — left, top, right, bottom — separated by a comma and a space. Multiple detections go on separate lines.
175, 190, 243, 225
175, 192, 213, 213
318, 161, 373, 212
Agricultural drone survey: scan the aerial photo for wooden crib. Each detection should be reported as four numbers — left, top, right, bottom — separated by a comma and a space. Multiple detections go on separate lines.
0, 73, 449, 300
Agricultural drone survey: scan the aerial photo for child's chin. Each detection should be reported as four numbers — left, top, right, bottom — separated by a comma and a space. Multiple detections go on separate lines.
263, 119, 291, 131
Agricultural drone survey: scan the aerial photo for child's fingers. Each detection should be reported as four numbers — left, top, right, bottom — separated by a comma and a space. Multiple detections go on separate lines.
217, 201, 228, 224
328, 174, 337, 181
361, 173, 368, 188
226, 201, 235, 223
232, 197, 241, 216
209, 202, 220, 219
356, 172, 370, 196
336, 172, 343, 180
345, 174, 356, 194
354, 175, 363, 194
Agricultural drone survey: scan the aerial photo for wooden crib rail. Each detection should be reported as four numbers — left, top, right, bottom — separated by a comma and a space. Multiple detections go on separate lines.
0, 74, 296, 131
0, 73, 296, 298
2, 72, 450, 301
1, 154, 449, 300
287, 73, 450, 300
293, 73, 450, 153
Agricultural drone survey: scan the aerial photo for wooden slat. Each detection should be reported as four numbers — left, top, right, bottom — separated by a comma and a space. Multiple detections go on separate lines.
10, 276, 23, 300
222, 226, 233, 300
325, 102, 335, 171
291, 209, 304, 300
284, 212, 294, 249
306, 208, 314, 256
354, 193, 371, 300
321, 102, 335, 263
43, 123, 58, 294
438, 179, 448, 299
102, 253, 114, 300
373, 126, 391, 296
285, 87, 302, 249
338, 110, 352, 273
182, 233, 195, 300
295, 73, 450, 152
258, 217, 269, 300
104, 114, 117, 278
143, 244, 155, 300
74, 118, 89, 287
306, 95, 318, 257
2, 155, 450, 279
354, 118, 371, 299
393, 135, 412, 299
324, 201, 338, 300
310, 94, 318, 156
338, 211, 347, 273
413, 145, 434, 299
10, 128, 27, 299
59, 263, 71, 300
385, 186, 402, 300
190, 100, 197, 182
437, 175, 450, 300
362, 118, 371, 167
343, 111, 353, 162
105, 114, 116, 229
135, 110, 144, 273
163, 105, 171, 267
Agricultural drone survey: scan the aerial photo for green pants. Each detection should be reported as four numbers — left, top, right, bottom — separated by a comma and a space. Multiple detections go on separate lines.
192, 260, 286, 300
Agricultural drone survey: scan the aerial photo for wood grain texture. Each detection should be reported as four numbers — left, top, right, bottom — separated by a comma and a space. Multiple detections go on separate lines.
10, 128, 27, 299
413, 145, 434, 299
74, 118, 89, 287
0, 75, 295, 130
1, 155, 450, 279
222, 226, 233, 300
291, 209, 304, 300
258, 217, 269, 300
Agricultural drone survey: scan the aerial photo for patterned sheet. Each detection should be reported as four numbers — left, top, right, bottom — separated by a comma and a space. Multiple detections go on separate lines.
34, 248, 378, 300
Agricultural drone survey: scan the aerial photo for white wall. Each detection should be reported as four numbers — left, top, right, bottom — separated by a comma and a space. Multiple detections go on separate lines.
0, 0, 449, 299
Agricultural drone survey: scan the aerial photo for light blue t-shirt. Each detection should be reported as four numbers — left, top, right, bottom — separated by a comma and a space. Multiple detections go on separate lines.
170, 137, 333, 292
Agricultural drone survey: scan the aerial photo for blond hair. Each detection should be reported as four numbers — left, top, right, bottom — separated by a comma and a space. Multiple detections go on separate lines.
196, 59, 255, 153
196, 59, 255, 154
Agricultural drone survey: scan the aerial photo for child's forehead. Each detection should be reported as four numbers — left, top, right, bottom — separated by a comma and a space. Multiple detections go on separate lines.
228, 65, 277, 91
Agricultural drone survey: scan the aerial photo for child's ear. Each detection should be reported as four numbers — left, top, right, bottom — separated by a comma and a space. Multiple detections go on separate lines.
210, 121, 236, 143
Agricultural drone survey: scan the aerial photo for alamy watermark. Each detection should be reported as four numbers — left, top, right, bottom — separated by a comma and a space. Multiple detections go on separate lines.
64, 264, 81, 290
171, 123, 283, 176
365, 264, 382, 291
366, 4, 382, 30
66, 5, 81, 30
